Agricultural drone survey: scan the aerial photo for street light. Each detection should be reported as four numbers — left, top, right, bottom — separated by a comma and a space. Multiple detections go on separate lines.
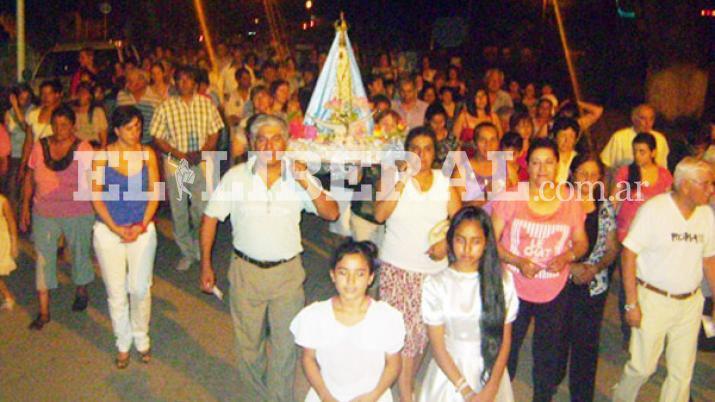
305, 0, 313, 11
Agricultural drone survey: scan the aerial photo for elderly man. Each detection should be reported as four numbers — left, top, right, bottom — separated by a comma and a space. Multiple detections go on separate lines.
613, 157, 715, 402
150, 65, 224, 272
395, 77, 429, 130
116, 68, 162, 144
200, 114, 338, 402
484, 68, 513, 113
600, 104, 670, 171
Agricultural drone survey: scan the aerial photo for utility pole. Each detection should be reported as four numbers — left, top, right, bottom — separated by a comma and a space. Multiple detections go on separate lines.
17, 0, 25, 82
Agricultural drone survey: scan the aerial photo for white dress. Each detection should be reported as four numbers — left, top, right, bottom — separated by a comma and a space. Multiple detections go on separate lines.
418, 268, 519, 402
0, 197, 17, 275
290, 299, 406, 402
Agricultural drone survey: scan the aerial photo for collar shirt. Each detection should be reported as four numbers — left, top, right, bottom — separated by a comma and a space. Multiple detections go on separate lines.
150, 94, 224, 153
203, 156, 318, 261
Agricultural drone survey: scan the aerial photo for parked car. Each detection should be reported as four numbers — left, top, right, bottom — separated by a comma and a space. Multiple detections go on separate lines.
30, 40, 140, 93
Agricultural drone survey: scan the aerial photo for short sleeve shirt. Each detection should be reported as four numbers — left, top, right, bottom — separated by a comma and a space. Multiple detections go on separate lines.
623, 193, 715, 294
290, 299, 405, 402
203, 157, 317, 261
28, 140, 94, 218
492, 197, 586, 303
149, 94, 224, 153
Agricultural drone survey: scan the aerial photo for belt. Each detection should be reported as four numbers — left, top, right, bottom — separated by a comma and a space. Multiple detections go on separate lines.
637, 278, 699, 300
233, 248, 296, 269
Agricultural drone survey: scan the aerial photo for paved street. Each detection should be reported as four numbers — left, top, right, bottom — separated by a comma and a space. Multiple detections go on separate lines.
1, 210, 713, 401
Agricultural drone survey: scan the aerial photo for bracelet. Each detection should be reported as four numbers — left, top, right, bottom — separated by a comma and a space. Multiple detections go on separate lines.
455, 377, 467, 392
624, 302, 638, 312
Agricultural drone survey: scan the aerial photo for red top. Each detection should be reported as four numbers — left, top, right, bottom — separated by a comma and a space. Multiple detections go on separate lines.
614, 165, 673, 242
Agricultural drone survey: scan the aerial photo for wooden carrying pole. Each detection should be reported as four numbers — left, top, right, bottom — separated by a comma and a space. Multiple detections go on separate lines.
551, 0, 589, 146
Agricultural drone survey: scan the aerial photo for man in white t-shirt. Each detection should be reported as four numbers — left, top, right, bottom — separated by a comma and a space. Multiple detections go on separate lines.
199, 115, 338, 402
613, 157, 715, 402
600, 104, 670, 172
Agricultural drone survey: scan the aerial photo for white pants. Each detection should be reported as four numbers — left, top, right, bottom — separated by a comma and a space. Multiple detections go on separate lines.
612, 286, 704, 402
93, 222, 157, 353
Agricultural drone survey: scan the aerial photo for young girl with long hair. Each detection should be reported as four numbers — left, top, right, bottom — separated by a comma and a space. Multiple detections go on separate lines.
419, 206, 518, 401
291, 240, 405, 402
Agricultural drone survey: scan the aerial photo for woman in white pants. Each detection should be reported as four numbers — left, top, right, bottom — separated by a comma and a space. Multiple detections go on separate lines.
91, 106, 160, 369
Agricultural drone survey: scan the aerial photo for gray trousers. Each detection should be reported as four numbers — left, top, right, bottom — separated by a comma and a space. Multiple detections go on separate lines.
33, 214, 95, 290
164, 159, 207, 260
228, 254, 305, 402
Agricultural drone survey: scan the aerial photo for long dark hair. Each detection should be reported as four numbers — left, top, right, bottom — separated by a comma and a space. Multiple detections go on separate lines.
465, 86, 491, 116
446, 206, 505, 384
627, 132, 656, 188
330, 239, 379, 275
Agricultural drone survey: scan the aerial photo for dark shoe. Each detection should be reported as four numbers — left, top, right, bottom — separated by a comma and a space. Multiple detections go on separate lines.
115, 352, 130, 369
139, 348, 152, 364
28, 314, 51, 330
71, 294, 89, 312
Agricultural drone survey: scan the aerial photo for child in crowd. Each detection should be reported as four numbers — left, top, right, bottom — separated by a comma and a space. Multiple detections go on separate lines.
419, 206, 518, 401
0, 191, 19, 310
291, 240, 405, 402
499, 131, 526, 183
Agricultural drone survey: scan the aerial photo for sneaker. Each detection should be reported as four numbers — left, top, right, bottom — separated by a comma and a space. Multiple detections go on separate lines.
176, 256, 194, 272
1, 298, 15, 310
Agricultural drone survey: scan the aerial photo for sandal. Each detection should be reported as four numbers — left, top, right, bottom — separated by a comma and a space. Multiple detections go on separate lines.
139, 348, 152, 364
115, 353, 130, 369
28, 314, 51, 330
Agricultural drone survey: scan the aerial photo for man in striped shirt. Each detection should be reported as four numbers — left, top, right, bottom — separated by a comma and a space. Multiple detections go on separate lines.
116, 68, 161, 144
150, 65, 225, 272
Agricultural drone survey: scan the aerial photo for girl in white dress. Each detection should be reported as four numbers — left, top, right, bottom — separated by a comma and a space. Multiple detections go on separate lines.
291, 240, 406, 402
419, 206, 519, 402
0, 193, 19, 310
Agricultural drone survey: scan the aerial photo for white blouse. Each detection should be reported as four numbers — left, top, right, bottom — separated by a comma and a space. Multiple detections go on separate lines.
290, 299, 405, 402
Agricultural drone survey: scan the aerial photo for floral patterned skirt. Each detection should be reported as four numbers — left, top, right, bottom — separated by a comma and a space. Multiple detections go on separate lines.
378, 261, 428, 357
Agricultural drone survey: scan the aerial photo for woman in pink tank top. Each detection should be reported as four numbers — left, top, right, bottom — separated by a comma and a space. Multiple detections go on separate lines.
491, 138, 589, 401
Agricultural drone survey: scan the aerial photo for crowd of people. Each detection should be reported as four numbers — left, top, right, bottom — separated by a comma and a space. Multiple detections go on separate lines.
0, 40, 714, 402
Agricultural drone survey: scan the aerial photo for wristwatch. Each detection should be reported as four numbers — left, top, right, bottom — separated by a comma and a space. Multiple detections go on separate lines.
624, 303, 638, 312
